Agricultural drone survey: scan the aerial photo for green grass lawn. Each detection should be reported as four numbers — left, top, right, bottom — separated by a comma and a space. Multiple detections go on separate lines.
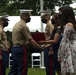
6, 68, 46, 75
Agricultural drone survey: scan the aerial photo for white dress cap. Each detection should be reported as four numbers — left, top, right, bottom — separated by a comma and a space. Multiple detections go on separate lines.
39, 10, 51, 18
0, 14, 9, 21
19, 9, 33, 14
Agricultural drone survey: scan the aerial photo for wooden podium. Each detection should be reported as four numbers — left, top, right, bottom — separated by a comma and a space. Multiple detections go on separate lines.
31, 32, 45, 42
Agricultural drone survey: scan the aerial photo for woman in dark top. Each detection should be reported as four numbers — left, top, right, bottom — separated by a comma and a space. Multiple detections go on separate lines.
50, 26, 62, 75
39, 13, 62, 75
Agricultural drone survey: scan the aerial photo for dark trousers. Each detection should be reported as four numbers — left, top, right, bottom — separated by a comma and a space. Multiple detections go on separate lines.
2, 50, 8, 75
0, 50, 2, 75
44, 47, 55, 75
8, 46, 28, 75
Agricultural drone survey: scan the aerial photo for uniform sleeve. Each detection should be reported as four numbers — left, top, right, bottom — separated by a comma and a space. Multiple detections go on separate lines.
49, 24, 54, 34
0, 29, 3, 41
22, 25, 32, 40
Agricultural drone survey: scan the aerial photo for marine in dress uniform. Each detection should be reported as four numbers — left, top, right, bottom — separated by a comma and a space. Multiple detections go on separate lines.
8, 9, 42, 75
40, 10, 54, 40
40, 10, 55, 75
0, 14, 10, 75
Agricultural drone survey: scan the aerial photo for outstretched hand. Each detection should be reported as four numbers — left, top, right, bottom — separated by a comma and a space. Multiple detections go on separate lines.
39, 45, 45, 52
37, 41, 45, 45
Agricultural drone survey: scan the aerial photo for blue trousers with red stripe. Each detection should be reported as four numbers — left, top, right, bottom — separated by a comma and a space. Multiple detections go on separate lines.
8, 46, 28, 75
44, 47, 55, 75
0, 50, 8, 75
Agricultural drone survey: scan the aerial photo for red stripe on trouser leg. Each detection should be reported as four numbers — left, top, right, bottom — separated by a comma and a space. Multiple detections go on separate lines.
50, 56, 52, 75
0, 50, 2, 75
22, 47, 26, 75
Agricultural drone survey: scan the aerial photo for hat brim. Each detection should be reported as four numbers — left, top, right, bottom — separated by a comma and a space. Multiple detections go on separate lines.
41, 14, 50, 18
0, 18, 10, 21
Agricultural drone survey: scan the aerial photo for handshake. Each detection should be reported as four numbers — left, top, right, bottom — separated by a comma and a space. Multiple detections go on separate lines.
38, 41, 53, 56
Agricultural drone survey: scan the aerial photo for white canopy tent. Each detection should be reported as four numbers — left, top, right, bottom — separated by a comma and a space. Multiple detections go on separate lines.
72, 0, 76, 2
4, 16, 46, 32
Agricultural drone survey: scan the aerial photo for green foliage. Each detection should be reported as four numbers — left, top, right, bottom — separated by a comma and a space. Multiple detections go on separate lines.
56, 0, 73, 6
0, 0, 73, 15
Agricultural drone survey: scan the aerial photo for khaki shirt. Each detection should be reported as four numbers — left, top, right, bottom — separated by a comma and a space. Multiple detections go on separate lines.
0, 25, 9, 50
45, 20, 54, 40
12, 20, 32, 46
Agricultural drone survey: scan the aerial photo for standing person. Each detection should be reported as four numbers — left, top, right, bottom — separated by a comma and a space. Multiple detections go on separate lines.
0, 15, 10, 75
40, 10, 54, 75
0, 50, 2, 75
39, 13, 62, 75
41, 10, 54, 40
51, 13, 62, 75
58, 6, 76, 75
8, 9, 42, 75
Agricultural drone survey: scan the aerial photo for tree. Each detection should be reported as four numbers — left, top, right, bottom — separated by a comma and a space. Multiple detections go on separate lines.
0, 0, 73, 16
0, 0, 9, 13
56, 0, 72, 6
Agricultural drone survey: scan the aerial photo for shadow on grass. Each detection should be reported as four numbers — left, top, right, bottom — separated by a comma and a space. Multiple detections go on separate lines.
6, 68, 46, 75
